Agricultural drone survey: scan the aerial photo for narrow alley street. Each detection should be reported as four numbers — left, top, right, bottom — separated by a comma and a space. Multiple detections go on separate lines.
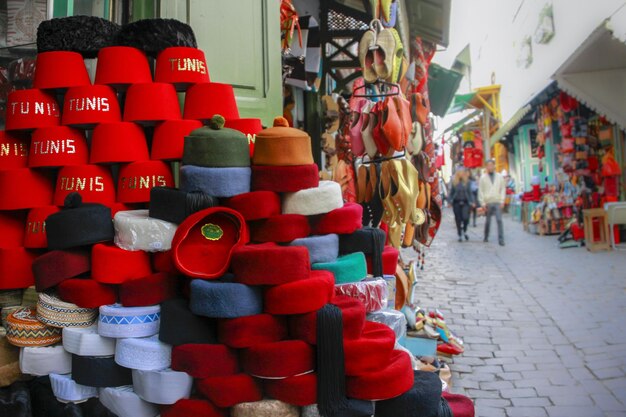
408, 209, 626, 417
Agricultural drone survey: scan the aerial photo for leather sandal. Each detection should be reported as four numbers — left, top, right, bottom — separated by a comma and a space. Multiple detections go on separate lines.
381, 97, 403, 151
349, 100, 368, 156
394, 96, 412, 149
361, 101, 379, 158
373, 101, 391, 156
358, 27, 378, 84
374, 27, 395, 81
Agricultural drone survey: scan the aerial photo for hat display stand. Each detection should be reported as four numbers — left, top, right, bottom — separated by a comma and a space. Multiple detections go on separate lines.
0, 15, 472, 417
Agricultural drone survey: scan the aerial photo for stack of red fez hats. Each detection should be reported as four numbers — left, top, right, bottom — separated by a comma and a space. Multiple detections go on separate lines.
0, 14, 473, 417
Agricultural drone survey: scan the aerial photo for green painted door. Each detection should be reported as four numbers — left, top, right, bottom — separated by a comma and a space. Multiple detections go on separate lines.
160, 0, 282, 126
515, 124, 556, 191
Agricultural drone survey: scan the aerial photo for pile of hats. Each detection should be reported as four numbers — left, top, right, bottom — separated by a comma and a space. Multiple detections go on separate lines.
0, 15, 473, 417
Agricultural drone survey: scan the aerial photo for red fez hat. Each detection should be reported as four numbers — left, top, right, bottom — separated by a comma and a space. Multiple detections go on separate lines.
242, 340, 315, 379
34, 51, 91, 90
95, 47, 152, 89
0, 131, 29, 170
90, 122, 149, 164
5, 89, 60, 131
171, 344, 239, 378
222, 191, 281, 221
344, 321, 396, 376
0, 247, 38, 290
183, 83, 239, 121
0, 168, 54, 210
264, 270, 335, 315
91, 242, 152, 285
155, 47, 210, 91
231, 243, 310, 285
23, 206, 61, 248
58, 278, 117, 309
116, 161, 174, 203
0, 211, 26, 248
124, 83, 182, 125
54, 165, 116, 205
224, 118, 263, 157
29, 126, 89, 167
196, 374, 262, 409
62, 85, 121, 128
151, 119, 203, 161
161, 399, 225, 417
263, 373, 317, 406
217, 314, 288, 348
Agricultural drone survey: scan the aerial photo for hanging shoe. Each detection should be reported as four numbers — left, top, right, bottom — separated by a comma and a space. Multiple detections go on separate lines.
358, 26, 378, 84
349, 100, 368, 156
374, 27, 395, 81
381, 96, 403, 151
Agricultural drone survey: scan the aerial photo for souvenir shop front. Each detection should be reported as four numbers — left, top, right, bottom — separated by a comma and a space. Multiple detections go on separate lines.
0, 1, 476, 416
498, 87, 625, 241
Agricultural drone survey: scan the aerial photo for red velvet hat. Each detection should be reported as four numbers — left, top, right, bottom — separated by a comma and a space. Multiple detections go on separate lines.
91, 242, 152, 284
124, 83, 182, 125
151, 119, 203, 161
24, 206, 60, 248
0, 211, 26, 248
155, 47, 210, 91
264, 270, 335, 315
29, 126, 89, 167
231, 243, 310, 285
57, 278, 117, 308
263, 373, 317, 406
171, 207, 249, 279
0, 247, 38, 290
288, 295, 366, 344
117, 161, 174, 203
5, 89, 60, 131
225, 118, 263, 157
119, 272, 178, 307
242, 340, 315, 379
95, 47, 152, 89
90, 122, 149, 164
171, 344, 239, 378
183, 83, 239, 121
54, 165, 116, 205
62, 85, 121, 128
346, 350, 414, 400
344, 321, 396, 376
311, 203, 363, 235
249, 214, 311, 243
34, 51, 91, 90
196, 374, 262, 409
223, 191, 281, 221
161, 399, 225, 417
0, 131, 29, 170
251, 164, 320, 193
366, 245, 399, 276
32, 248, 91, 291
217, 314, 288, 348
0, 169, 55, 210
152, 250, 177, 274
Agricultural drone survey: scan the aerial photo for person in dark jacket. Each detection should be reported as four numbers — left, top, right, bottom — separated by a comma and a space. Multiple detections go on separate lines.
449, 168, 475, 242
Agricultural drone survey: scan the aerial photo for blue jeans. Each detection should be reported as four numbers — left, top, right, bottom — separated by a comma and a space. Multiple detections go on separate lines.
485, 203, 504, 243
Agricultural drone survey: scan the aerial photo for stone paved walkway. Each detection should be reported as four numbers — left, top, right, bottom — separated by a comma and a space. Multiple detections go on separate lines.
403, 208, 626, 417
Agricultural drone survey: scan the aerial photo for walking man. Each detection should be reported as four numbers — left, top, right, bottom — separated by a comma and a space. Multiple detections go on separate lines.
478, 159, 506, 246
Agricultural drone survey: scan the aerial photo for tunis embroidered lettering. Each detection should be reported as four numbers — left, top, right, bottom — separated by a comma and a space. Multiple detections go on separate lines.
169, 58, 207, 74
121, 175, 168, 190
60, 176, 105, 192
68, 97, 110, 112
0, 142, 28, 157
32, 139, 76, 155
26, 221, 46, 234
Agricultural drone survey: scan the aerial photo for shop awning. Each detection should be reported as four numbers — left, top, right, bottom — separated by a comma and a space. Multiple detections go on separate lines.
443, 109, 482, 134
553, 16, 626, 130
448, 93, 476, 114
427, 63, 464, 117
489, 104, 532, 146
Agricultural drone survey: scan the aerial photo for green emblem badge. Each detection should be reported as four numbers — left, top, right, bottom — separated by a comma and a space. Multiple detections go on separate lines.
201, 223, 223, 241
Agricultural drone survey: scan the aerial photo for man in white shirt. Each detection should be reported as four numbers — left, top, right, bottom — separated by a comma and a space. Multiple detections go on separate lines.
478, 159, 506, 246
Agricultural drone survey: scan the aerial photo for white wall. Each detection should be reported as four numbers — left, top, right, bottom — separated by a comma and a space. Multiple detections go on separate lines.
436, 0, 626, 122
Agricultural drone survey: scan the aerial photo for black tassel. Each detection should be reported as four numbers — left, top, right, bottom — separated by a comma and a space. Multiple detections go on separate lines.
317, 304, 348, 417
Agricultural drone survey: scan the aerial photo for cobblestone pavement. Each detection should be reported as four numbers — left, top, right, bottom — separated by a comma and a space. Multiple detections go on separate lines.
404, 208, 626, 417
